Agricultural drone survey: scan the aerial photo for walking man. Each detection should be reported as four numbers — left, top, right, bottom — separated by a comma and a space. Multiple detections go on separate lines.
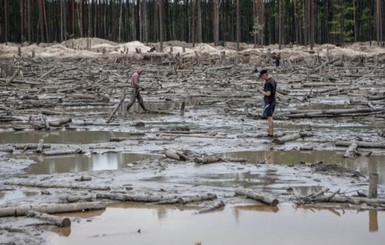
258, 69, 277, 137
127, 67, 148, 112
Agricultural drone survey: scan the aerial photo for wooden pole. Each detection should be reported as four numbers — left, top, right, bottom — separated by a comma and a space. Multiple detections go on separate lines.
369, 173, 378, 198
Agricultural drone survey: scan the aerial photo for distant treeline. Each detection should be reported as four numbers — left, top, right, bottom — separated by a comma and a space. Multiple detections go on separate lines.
0, 0, 384, 48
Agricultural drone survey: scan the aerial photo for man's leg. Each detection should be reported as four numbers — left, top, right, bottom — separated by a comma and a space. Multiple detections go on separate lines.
137, 92, 148, 111
126, 89, 138, 111
267, 116, 274, 136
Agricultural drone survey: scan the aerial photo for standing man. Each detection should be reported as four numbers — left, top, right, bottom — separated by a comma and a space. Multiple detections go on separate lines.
258, 69, 277, 137
127, 67, 148, 112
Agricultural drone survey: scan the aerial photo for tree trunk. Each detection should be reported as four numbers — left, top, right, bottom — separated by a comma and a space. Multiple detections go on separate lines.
26, 211, 71, 227
159, 0, 164, 51
235, 189, 279, 206
0, 203, 106, 218
4, 0, 8, 45
213, 0, 219, 46
236, 0, 240, 50
197, 0, 202, 43
278, 0, 282, 49
21, 0, 24, 42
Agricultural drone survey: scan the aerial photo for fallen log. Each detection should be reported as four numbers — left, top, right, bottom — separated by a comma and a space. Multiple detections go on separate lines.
164, 149, 189, 161
43, 148, 82, 156
273, 131, 313, 144
96, 193, 177, 202
4, 179, 110, 191
235, 189, 279, 206
196, 200, 225, 214
0, 202, 106, 218
335, 140, 385, 149
106, 92, 126, 123
48, 118, 72, 127
194, 155, 223, 165
343, 141, 358, 158
177, 193, 217, 204
26, 210, 71, 227
14, 144, 51, 150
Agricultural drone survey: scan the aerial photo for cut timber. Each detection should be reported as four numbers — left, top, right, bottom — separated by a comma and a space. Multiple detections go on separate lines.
235, 189, 279, 206
14, 144, 51, 150
106, 92, 126, 123
96, 193, 177, 202
369, 173, 379, 198
273, 131, 313, 144
196, 200, 225, 214
4, 179, 110, 191
343, 141, 358, 158
48, 118, 72, 127
43, 149, 82, 156
0, 202, 106, 218
164, 149, 189, 161
336, 140, 385, 149
194, 155, 223, 165
177, 193, 217, 204
26, 210, 71, 227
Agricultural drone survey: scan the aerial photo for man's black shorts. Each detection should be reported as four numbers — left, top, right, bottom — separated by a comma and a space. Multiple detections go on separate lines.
262, 101, 275, 117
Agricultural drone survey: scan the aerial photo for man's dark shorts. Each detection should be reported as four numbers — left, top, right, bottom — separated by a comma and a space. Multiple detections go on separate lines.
262, 101, 275, 117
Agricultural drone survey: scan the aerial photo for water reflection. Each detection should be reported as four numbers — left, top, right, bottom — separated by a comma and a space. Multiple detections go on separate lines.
52, 204, 385, 245
0, 130, 132, 144
222, 150, 385, 184
24, 153, 162, 174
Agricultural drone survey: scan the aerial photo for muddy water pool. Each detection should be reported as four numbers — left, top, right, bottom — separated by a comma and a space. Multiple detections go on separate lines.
51, 203, 385, 245
13, 150, 385, 184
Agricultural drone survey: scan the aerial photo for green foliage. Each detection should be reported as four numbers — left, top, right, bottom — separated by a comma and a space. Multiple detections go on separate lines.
329, 2, 355, 44
250, 16, 264, 36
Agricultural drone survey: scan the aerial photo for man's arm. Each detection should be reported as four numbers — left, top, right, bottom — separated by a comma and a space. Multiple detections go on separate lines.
132, 73, 139, 88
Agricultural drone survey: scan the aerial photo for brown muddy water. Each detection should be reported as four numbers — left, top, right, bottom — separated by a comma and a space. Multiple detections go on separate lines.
50, 203, 385, 245
13, 150, 385, 184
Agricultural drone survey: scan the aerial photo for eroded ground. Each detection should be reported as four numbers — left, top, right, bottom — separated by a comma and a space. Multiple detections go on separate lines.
1, 40, 385, 244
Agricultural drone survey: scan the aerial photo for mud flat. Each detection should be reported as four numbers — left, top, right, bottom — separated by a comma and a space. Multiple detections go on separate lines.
0, 40, 385, 244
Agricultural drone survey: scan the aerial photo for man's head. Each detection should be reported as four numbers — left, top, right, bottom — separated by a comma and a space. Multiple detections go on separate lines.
259, 69, 268, 80
136, 67, 143, 75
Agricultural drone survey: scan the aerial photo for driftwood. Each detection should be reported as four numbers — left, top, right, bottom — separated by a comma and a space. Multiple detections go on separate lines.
26, 210, 71, 227
335, 140, 385, 149
235, 189, 279, 206
273, 131, 313, 144
164, 149, 189, 161
43, 148, 83, 156
14, 144, 51, 150
96, 192, 217, 205
96, 193, 177, 202
285, 108, 385, 119
195, 200, 225, 214
343, 141, 358, 158
369, 173, 378, 198
0, 202, 106, 218
177, 193, 217, 204
295, 188, 385, 208
194, 155, 223, 165
4, 179, 111, 191
106, 92, 126, 123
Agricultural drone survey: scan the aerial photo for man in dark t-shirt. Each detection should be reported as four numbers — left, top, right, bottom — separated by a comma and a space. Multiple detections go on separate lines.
258, 69, 277, 137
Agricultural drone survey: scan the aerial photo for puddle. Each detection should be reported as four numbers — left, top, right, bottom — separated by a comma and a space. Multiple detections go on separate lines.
21, 153, 163, 174
221, 150, 385, 184
0, 130, 133, 144
8, 150, 385, 185
51, 204, 385, 245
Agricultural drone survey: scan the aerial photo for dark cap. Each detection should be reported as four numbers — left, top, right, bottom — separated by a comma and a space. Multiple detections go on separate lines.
259, 69, 268, 78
